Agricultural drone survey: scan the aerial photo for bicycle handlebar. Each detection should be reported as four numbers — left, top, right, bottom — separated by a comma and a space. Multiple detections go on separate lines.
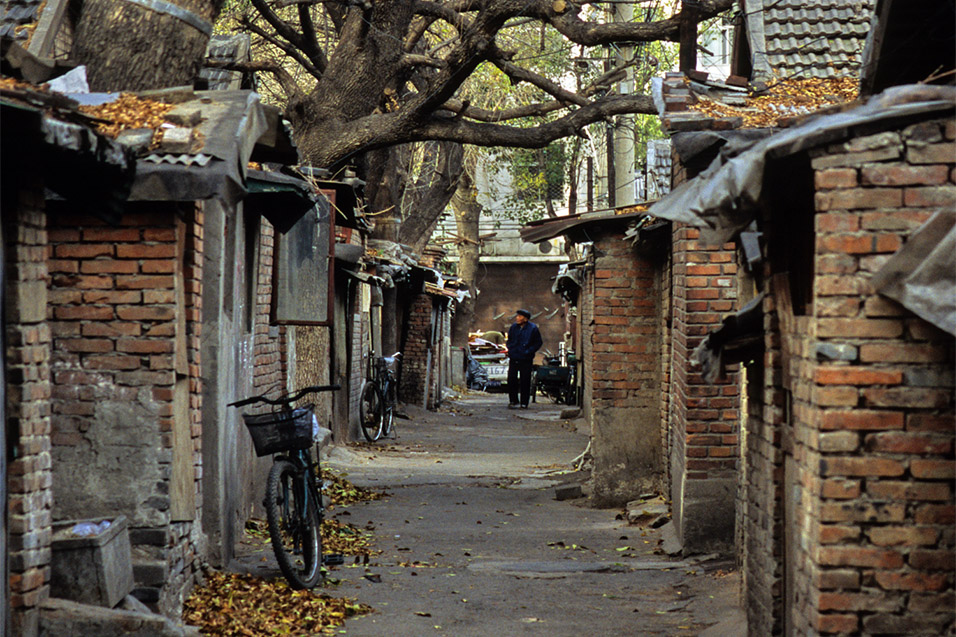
228, 384, 341, 409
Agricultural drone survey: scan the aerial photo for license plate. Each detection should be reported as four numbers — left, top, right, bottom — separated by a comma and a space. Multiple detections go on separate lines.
485, 365, 508, 377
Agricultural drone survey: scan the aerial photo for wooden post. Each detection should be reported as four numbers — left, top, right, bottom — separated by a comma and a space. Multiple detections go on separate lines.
679, 0, 699, 72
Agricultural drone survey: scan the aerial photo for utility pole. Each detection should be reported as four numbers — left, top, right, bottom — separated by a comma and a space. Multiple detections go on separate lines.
612, 1, 635, 208
680, 0, 700, 72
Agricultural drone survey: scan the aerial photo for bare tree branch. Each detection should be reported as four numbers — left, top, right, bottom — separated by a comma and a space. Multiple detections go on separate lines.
297, 3, 329, 73
402, 53, 448, 69
205, 59, 303, 100
239, 16, 324, 81
411, 93, 657, 148
488, 43, 589, 107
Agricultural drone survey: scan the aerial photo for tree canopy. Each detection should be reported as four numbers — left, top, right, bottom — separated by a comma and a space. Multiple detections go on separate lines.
217, 0, 735, 169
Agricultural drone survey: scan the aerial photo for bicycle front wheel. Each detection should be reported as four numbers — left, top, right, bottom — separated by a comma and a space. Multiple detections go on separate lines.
359, 381, 384, 441
265, 460, 323, 589
381, 379, 396, 438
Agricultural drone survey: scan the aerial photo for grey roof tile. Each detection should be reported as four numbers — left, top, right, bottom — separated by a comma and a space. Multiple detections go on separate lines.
748, 0, 875, 80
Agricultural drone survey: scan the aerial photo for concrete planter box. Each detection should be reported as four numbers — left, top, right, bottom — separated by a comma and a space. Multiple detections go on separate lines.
51, 515, 134, 608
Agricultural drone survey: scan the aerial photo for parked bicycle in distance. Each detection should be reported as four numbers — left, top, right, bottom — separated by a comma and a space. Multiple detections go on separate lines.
359, 352, 401, 442
229, 384, 341, 589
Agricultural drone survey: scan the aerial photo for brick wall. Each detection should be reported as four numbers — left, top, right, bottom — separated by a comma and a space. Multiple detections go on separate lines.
46, 203, 204, 615
253, 220, 284, 395
800, 118, 956, 635
349, 287, 368, 435
669, 224, 741, 551
586, 233, 663, 506
4, 179, 52, 637
400, 293, 432, 406
659, 249, 673, 491
744, 118, 956, 634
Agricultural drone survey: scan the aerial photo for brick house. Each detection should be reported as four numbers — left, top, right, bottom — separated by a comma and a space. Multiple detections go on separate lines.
1, 82, 135, 636
649, 84, 955, 635
397, 247, 458, 410
2, 75, 316, 632
521, 210, 667, 505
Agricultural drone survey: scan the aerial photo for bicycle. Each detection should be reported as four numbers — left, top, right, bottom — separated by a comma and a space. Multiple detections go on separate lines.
229, 384, 341, 589
358, 352, 401, 442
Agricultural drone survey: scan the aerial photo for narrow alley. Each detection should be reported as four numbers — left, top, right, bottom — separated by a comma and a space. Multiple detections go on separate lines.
232, 393, 742, 636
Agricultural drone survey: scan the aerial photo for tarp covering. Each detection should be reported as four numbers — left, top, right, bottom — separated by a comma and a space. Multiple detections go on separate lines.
647, 84, 956, 245
872, 211, 956, 337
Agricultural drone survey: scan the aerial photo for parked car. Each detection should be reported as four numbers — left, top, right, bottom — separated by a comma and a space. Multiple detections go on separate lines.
468, 337, 509, 391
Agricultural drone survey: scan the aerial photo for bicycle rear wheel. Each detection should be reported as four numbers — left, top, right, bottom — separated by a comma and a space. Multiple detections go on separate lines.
359, 381, 384, 441
265, 460, 323, 589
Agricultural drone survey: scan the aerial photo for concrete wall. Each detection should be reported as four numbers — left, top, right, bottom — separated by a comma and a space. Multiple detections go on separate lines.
199, 201, 264, 570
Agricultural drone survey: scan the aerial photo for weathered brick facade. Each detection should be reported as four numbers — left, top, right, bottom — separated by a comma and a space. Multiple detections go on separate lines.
253, 221, 287, 395
4, 178, 54, 637
400, 293, 433, 406
742, 118, 956, 634
46, 203, 205, 615
668, 225, 741, 551
583, 232, 663, 506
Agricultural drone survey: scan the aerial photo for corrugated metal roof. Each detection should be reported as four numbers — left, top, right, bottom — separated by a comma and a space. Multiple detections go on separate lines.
747, 0, 876, 82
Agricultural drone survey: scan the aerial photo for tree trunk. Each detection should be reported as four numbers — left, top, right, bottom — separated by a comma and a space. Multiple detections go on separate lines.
74, 0, 223, 91
398, 142, 464, 255
450, 165, 481, 347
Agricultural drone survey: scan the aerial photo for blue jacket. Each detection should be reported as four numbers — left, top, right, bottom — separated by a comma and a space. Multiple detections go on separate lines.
507, 321, 543, 361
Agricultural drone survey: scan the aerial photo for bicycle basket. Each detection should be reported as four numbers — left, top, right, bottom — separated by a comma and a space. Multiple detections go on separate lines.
242, 407, 314, 457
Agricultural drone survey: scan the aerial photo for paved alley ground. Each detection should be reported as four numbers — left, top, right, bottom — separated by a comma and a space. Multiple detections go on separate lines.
233, 391, 744, 636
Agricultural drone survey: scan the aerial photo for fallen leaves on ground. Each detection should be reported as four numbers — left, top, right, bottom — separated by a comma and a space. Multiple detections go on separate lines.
322, 518, 379, 556
320, 468, 387, 507
244, 517, 377, 556
78, 93, 174, 147
183, 570, 370, 635
689, 77, 859, 128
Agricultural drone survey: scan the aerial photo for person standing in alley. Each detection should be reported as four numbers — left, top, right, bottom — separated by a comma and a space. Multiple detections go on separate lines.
506, 309, 543, 409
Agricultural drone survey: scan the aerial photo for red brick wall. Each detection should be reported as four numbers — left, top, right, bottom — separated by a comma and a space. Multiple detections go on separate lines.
669, 224, 740, 550
46, 203, 204, 615
586, 233, 663, 505
744, 118, 956, 635
400, 293, 432, 406
799, 118, 956, 635
4, 179, 52, 637
253, 220, 284, 395
349, 287, 369, 434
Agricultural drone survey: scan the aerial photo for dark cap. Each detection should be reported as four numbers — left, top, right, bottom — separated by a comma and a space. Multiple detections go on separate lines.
516, 309, 531, 318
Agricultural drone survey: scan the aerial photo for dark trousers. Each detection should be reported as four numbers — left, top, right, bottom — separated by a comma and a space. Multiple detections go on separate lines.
508, 358, 534, 406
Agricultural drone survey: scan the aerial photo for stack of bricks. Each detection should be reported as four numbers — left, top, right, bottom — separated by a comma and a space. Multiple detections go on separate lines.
586, 233, 662, 505
46, 203, 205, 614
4, 179, 53, 637
399, 293, 432, 405
668, 223, 740, 550
747, 118, 956, 634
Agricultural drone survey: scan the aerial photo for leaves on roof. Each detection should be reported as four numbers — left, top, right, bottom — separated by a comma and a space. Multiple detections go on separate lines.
689, 77, 860, 128
78, 93, 173, 148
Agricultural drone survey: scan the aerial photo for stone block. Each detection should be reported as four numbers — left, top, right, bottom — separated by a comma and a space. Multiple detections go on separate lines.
39, 596, 195, 636
554, 483, 583, 501
50, 516, 134, 608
